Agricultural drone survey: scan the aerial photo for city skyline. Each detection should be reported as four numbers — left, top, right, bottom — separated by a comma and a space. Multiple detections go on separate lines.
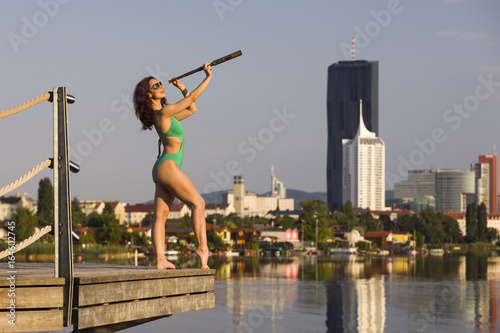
1, 1, 499, 205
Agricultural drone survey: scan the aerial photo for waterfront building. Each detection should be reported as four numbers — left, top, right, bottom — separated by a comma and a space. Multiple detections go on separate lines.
391, 231, 411, 244
444, 212, 500, 236
206, 224, 232, 244
478, 154, 498, 213
124, 203, 154, 226
0, 192, 37, 220
435, 169, 475, 213
124, 202, 190, 226
326, 54, 379, 212
363, 231, 393, 248
73, 226, 95, 246
223, 175, 294, 217
332, 229, 364, 248
231, 228, 261, 249
342, 100, 385, 210
259, 228, 299, 243
80, 200, 126, 224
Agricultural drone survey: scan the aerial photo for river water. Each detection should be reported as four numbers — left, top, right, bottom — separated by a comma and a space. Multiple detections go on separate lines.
115, 252, 499, 333
34, 252, 499, 332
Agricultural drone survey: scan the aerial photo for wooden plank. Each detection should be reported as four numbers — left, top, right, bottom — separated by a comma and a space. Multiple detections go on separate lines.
76, 275, 214, 306
0, 263, 65, 287
0, 263, 215, 284
0, 278, 65, 287
0, 286, 63, 309
75, 292, 215, 330
0, 310, 63, 332
0, 263, 55, 278
73, 264, 216, 284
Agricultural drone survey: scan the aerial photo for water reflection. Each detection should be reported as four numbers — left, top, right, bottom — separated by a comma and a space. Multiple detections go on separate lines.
78, 252, 500, 333
326, 277, 386, 333
22, 252, 500, 332
198, 253, 500, 282
197, 253, 500, 333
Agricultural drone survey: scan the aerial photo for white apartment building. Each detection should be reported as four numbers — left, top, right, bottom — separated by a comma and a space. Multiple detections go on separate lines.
79, 200, 127, 225
0, 193, 37, 220
342, 100, 385, 210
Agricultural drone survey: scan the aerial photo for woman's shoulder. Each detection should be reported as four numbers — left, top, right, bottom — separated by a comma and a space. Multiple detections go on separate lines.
153, 112, 172, 133
153, 109, 172, 119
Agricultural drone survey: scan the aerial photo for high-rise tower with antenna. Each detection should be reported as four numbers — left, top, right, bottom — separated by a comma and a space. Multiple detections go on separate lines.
326, 38, 379, 211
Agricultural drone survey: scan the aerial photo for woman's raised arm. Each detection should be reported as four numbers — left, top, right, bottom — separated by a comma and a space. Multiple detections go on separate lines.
159, 63, 212, 119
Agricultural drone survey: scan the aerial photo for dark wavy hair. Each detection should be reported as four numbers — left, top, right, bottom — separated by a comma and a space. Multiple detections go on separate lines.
133, 76, 167, 130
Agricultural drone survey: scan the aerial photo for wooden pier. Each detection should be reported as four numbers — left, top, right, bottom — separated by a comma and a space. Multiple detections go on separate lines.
0, 263, 215, 332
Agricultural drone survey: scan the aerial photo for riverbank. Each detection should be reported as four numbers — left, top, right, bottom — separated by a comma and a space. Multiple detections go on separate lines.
1, 241, 498, 264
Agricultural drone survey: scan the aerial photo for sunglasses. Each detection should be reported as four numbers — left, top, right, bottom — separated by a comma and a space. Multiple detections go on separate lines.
150, 82, 163, 90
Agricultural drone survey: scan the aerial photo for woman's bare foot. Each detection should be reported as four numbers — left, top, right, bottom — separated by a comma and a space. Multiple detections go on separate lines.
195, 248, 210, 269
156, 258, 178, 270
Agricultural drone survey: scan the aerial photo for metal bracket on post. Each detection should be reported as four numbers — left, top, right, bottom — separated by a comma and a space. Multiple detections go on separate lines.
52, 87, 75, 327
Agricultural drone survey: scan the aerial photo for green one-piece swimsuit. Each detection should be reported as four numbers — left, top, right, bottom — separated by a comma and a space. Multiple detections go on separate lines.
152, 116, 184, 182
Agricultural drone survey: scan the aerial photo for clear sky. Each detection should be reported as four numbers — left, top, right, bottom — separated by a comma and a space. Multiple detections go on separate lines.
1, 0, 499, 205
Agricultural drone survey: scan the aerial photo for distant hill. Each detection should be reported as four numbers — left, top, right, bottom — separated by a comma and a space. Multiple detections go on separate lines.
201, 191, 227, 205
201, 189, 327, 210
286, 189, 327, 209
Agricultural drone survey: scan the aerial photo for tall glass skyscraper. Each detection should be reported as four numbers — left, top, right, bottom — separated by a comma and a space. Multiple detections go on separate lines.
327, 60, 379, 211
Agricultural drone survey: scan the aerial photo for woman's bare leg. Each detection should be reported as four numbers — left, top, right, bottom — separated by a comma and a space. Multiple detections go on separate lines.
192, 203, 210, 269
153, 183, 178, 269
155, 161, 210, 269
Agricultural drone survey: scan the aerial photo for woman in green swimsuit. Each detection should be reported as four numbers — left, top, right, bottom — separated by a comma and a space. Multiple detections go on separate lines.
133, 63, 212, 269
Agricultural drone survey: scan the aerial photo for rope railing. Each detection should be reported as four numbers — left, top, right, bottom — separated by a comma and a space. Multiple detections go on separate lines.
0, 92, 51, 120
2, 88, 77, 324
0, 225, 52, 259
1, 88, 79, 328
0, 159, 52, 197
0, 91, 56, 261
